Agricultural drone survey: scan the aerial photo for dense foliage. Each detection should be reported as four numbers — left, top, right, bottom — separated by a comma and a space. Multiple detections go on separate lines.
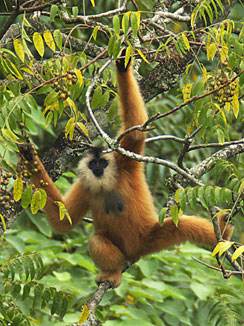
0, 0, 244, 325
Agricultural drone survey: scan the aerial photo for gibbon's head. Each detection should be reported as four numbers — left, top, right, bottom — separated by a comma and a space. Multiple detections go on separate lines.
78, 147, 117, 193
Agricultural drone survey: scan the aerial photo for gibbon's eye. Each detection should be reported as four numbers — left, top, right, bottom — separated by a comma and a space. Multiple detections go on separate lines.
88, 158, 108, 178
99, 158, 108, 168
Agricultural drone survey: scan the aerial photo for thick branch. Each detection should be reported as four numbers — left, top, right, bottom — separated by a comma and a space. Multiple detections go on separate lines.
190, 142, 244, 179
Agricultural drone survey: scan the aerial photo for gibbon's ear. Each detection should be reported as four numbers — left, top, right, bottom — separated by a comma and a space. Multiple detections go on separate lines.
116, 48, 132, 73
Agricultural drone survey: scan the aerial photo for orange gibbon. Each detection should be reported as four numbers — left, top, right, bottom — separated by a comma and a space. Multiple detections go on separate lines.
18, 54, 234, 288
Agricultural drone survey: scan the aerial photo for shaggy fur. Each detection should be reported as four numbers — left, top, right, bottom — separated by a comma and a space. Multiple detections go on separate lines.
27, 56, 234, 288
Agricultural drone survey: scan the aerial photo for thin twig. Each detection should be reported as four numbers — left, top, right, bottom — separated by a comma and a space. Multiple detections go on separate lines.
144, 69, 244, 127
192, 257, 243, 277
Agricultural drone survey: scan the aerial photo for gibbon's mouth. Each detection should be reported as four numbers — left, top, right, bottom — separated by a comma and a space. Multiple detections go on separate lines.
93, 170, 104, 178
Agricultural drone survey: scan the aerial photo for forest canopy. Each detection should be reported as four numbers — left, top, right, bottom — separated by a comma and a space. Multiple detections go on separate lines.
0, 1, 244, 325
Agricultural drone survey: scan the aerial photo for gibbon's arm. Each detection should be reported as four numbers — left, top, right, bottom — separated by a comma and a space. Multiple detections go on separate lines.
115, 55, 148, 156
18, 144, 90, 233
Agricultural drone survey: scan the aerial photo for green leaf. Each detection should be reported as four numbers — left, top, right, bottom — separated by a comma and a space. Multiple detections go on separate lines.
51, 291, 62, 315
136, 49, 149, 63
2, 128, 19, 143
13, 177, 24, 202
108, 98, 118, 120
130, 12, 139, 37
100, 91, 110, 108
45, 111, 53, 127
23, 255, 36, 280
2, 57, 23, 79
39, 189, 47, 209
65, 117, 76, 140
21, 185, 33, 209
53, 29, 63, 51
113, 15, 120, 35
43, 30, 56, 52
74, 69, 83, 87
33, 32, 45, 57
214, 186, 225, 206
158, 207, 167, 225
72, 6, 79, 19
224, 188, 233, 205
54, 201, 72, 225
122, 13, 130, 35
91, 86, 103, 109
0, 214, 6, 231
59, 296, 68, 318
232, 245, 244, 262
90, 0, 95, 7
33, 284, 44, 308
186, 186, 198, 209
175, 188, 186, 211
125, 45, 132, 69
182, 32, 190, 51
31, 190, 42, 214
211, 240, 233, 257
204, 185, 215, 207
79, 305, 90, 323
11, 283, 21, 298
22, 284, 31, 300
77, 122, 88, 136
14, 39, 25, 63
50, 4, 59, 22
171, 205, 179, 226
92, 26, 100, 41
113, 37, 121, 59
198, 186, 209, 210
108, 35, 116, 56
207, 43, 217, 61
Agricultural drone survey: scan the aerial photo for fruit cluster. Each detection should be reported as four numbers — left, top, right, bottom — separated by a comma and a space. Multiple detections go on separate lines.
17, 144, 48, 188
208, 74, 237, 105
0, 172, 15, 210
53, 72, 77, 100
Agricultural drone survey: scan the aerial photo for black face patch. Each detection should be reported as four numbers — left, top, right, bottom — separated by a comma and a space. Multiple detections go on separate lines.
88, 157, 108, 177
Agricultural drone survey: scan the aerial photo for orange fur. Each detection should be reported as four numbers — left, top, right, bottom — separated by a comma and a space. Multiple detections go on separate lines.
24, 57, 234, 288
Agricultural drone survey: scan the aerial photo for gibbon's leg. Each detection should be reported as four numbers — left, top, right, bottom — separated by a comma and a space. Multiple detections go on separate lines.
142, 213, 234, 256
18, 143, 90, 232
89, 235, 126, 288
115, 52, 148, 156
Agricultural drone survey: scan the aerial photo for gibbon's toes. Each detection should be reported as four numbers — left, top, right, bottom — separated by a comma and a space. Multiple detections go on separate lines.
17, 142, 35, 162
95, 271, 122, 288
116, 48, 131, 73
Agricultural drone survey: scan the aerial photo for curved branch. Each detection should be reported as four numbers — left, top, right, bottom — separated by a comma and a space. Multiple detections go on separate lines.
190, 143, 244, 179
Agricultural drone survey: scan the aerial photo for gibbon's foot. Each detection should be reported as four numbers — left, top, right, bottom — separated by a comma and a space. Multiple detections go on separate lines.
95, 270, 122, 288
116, 48, 131, 72
17, 142, 36, 163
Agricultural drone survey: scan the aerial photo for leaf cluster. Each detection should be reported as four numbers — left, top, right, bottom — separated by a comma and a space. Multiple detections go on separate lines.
0, 253, 69, 324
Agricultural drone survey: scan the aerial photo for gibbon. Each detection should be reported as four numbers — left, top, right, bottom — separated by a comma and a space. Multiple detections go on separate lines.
18, 53, 234, 288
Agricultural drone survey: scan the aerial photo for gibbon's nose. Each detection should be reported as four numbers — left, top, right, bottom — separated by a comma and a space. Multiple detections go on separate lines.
93, 163, 104, 177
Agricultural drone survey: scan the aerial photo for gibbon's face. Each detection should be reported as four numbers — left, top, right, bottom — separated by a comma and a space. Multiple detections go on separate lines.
78, 147, 117, 193
88, 156, 108, 178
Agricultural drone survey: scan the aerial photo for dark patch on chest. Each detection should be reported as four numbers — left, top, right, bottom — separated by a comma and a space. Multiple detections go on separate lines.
103, 191, 124, 215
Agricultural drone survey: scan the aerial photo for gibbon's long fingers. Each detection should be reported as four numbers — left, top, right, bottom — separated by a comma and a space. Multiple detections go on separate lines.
142, 215, 234, 256
30, 156, 90, 232
116, 64, 148, 154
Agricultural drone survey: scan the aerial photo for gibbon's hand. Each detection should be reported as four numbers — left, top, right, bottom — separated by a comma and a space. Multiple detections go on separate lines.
116, 48, 132, 72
